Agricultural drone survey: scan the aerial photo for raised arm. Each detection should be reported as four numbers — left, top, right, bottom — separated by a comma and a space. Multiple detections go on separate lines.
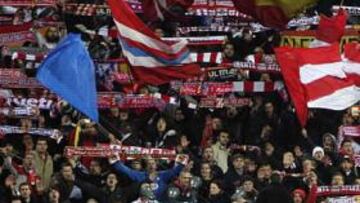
109, 156, 146, 182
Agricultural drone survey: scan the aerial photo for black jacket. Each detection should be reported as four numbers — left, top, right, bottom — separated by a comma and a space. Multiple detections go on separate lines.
255, 183, 292, 203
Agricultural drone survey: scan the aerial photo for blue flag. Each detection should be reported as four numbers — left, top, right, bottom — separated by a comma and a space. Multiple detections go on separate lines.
36, 33, 99, 122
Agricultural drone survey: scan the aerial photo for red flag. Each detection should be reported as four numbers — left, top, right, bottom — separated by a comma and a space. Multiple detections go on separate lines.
276, 43, 360, 126
316, 9, 347, 43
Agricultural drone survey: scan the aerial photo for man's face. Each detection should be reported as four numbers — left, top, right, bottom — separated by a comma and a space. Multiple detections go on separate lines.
36, 140, 48, 153
202, 148, 214, 161
154, 28, 164, 38
243, 180, 254, 192
23, 154, 34, 168
302, 160, 314, 173
219, 132, 230, 146
283, 152, 294, 165
61, 166, 74, 181
45, 27, 60, 43
131, 160, 142, 170
49, 189, 60, 201
200, 163, 211, 177
293, 193, 303, 203
89, 160, 101, 175
223, 44, 235, 58
23, 134, 34, 147
331, 175, 344, 186
342, 142, 354, 155
232, 157, 245, 170
119, 111, 129, 121
106, 173, 118, 188
175, 110, 184, 122
341, 160, 353, 171
314, 151, 324, 161
259, 165, 272, 179
146, 159, 157, 172
20, 185, 31, 199
265, 102, 274, 115
179, 172, 192, 187
156, 118, 167, 132
212, 118, 222, 130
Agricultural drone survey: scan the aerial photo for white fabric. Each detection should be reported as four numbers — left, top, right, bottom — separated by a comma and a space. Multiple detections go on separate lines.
115, 21, 187, 54
307, 85, 360, 110
299, 62, 347, 84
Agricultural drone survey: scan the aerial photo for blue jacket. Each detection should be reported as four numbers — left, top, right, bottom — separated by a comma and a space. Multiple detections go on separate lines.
111, 161, 184, 200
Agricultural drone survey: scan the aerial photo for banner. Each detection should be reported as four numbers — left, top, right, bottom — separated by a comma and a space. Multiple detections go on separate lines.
64, 145, 177, 160
171, 81, 283, 96
231, 61, 280, 72
333, 6, 360, 16
337, 125, 360, 151
162, 36, 226, 46
317, 185, 360, 197
280, 30, 359, 51
199, 97, 250, 108
6, 97, 55, 110
0, 23, 35, 47
206, 67, 238, 81
0, 69, 42, 88
63, 1, 142, 16
0, 125, 62, 142
0, 107, 38, 117
0, 0, 56, 6
97, 93, 178, 109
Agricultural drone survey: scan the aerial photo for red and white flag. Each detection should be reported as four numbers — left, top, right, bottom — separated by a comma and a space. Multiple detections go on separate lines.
108, 0, 200, 85
276, 43, 360, 126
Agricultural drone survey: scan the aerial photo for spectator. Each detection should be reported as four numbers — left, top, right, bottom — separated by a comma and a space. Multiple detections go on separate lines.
34, 138, 53, 190
211, 130, 231, 173
292, 188, 306, 203
208, 180, 231, 203
102, 172, 126, 203
255, 173, 292, 203
109, 154, 185, 201
224, 153, 245, 192
19, 182, 38, 203
166, 170, 197, 202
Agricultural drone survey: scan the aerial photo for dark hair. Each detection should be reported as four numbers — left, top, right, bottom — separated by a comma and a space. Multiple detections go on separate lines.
341, 139, 353, 147
36, 137, 48, 144
332, 171, 345, 180
61, 162, 73, 170
270, 173, 282, 184
210, 179, 225, 191
19, 182, 30, 189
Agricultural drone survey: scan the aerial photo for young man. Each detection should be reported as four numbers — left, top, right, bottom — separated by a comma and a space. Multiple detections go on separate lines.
109, 154, 187, 201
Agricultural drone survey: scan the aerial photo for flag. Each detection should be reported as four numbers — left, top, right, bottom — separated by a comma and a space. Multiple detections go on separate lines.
310, 9, 347, 48
275, 43, 360, 126
232, 0, 318, 29
108, 0, 201, 85
36, 33, 99, 122
142, 0, 194, 22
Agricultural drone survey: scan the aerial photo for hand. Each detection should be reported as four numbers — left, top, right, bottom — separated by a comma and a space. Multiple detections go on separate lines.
301, 128, 308, 138
108, 152, 120, 164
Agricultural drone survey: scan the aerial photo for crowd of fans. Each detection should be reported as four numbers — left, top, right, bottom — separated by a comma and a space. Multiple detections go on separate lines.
0, 0, 359, 203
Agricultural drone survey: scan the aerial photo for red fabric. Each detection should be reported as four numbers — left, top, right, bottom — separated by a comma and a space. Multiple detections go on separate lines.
275, 46, 307, 126
316, 9, 347, 43
142, 0, 194, 22
232, 0, 289, 29
131, 64, 201, 86
200, 115, 213, 149
345, 43, 360, 62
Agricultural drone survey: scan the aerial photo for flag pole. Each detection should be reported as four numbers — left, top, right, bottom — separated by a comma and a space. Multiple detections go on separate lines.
340, 0, 345, 7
